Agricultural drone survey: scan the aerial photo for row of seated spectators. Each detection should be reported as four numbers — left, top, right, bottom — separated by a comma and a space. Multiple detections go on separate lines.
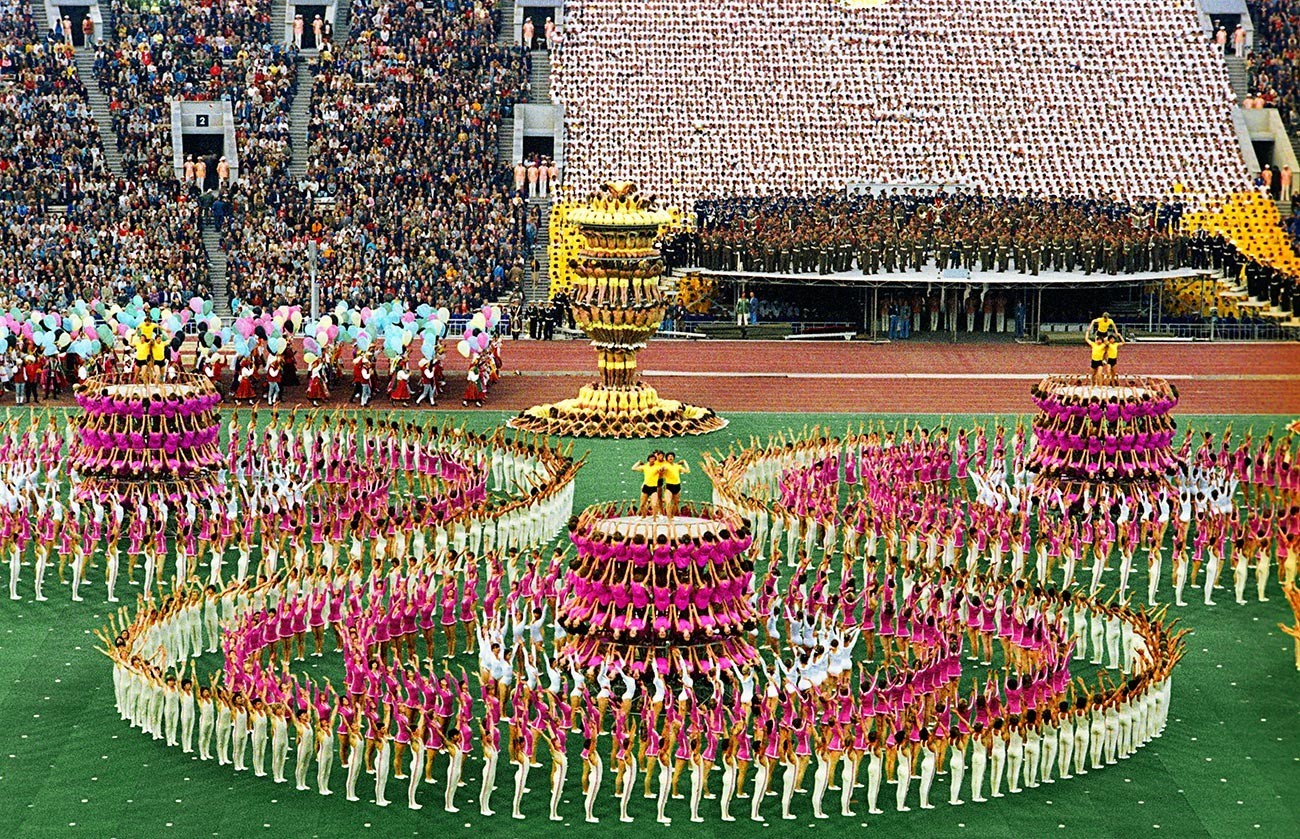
91, 0, 298, 181
221, 0, 529, 313
1246, 1, 1300, 133
0, 2, 208, 309
554, 0, 1250, 210
676, 192, 1192, 276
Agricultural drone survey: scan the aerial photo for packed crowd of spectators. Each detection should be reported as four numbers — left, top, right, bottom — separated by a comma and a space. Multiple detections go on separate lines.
554, 0, 1250, 210
1246, 2, 1300, 132
91, 0, 299, 181
680, 192, 1191, 276
221, 0, 530, 312
0, 2, 208, 309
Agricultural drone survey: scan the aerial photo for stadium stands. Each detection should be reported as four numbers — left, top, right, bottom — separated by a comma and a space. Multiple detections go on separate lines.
1246, 0, 1300, 131
553, 0, 1250, 209
221, 0, 530, 311
0, 4, 208, 309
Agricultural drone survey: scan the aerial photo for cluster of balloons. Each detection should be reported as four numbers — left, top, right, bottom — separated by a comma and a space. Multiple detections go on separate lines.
455, 304, 503, 359
217, 302, 306, 359
0, 297, 208, 359
289, 301, 456, 368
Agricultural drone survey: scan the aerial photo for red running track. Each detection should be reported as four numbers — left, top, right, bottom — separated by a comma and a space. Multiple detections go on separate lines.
479, 340, 1300, 415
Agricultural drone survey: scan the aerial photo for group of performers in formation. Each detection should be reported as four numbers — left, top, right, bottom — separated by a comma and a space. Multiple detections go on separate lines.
234, 340, 502, 411
4, 409, 578, 606
77, 411, 1299, 824
55, 325, 505, 412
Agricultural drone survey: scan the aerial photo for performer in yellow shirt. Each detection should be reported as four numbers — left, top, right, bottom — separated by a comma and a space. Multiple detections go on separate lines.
1104, 334, 1123, 385
1085, 335, 1107, 386
659, 453, 690, 521
1088, 312, 1117, 340
632, 452, 664, 516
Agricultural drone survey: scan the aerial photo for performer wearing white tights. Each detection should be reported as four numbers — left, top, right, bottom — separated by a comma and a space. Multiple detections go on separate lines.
196, 686, 215, 760
989, 720, 1007, 798
948, 730, 967, 805
582, 742, 602, 823
294, 710, 315, 790
374, 727, 393, 807
894, 733, 913, 812
866, 732, 884, 813
969, 724, 988, 802
270, 705, 289, 783
917, 732, 937, 809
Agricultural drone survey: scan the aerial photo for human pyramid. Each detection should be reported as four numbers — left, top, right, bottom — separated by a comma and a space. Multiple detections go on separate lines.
86, 403, 1296, 824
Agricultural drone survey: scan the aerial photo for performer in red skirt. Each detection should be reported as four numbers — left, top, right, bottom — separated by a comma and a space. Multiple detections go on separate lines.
390, 361, 412, 403
462, 362, 485, 408
233, 357, 257, 404
306, 356, 329, 405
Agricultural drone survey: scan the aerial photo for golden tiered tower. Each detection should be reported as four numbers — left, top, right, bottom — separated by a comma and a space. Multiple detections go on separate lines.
507, 182, 725, 438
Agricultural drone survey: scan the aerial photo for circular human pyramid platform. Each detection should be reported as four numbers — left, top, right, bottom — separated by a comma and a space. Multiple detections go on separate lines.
70, 372, 223, 502
559, 504, 758, 677
1028, 373, 1179, 502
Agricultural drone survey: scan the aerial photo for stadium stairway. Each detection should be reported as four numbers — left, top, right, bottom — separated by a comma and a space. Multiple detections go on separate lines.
527, 198, 552, 302
336, 0, 352, 46
202, 229, 231, 315
288, 61, 313, 181
529, 49, 551, 102
271, 1, 286, 45
1225, 55, 1250, 101
498, 114, 514, 163
31, 0, 48, 31
71, 51, 123, 178
496, 0, 515, 46
495, 2, 517, 163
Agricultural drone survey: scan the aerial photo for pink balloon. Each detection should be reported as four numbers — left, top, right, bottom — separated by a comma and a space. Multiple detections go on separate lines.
189, 297, 205, 314
179, 310, 192, 325
327, 325, 339, 341
476, 333, 490, 350
402, 312, 416, 324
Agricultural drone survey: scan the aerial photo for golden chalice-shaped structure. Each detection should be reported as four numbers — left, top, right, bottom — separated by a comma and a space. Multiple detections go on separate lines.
508, 182, 725, 438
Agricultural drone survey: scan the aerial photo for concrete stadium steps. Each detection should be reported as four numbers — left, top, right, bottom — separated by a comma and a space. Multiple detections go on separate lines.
271, 0, 286, 45
1225, 55, 1250, 101
496, 0, 515, 46
72, 50, 123, 178
529, 49, 550, 102
288, 61, 313, 178
336, 0, 352, 46
202, 229, 230, 314
527, 197, 551, 302
497, 114, 514, 163
30, 1, 49, 32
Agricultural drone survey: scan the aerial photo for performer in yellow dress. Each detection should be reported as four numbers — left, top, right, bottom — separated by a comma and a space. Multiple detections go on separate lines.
1104, 334, 1123, 385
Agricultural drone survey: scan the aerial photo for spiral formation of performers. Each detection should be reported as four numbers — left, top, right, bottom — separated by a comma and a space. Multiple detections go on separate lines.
91, 403, 1300, 823
508, 182, 725, 439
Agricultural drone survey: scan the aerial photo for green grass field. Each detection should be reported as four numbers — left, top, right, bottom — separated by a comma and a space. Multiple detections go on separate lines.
0, 411, 1296, 839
